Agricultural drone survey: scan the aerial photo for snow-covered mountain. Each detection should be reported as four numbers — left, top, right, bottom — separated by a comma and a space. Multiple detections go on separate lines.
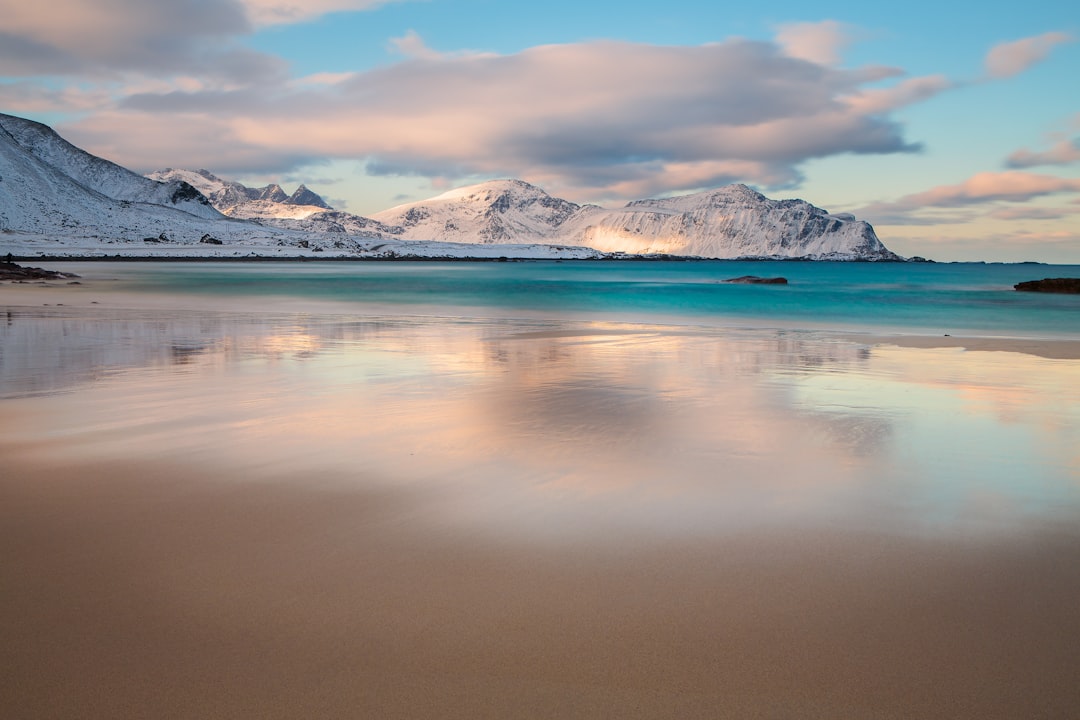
569, 185, 892, 259
372, 179, 581, 244
147, 168, 332, 219
0, 113, 232, 240
374, 179, 897, 260
0, 114, 221, 220
0, 115, 600, 259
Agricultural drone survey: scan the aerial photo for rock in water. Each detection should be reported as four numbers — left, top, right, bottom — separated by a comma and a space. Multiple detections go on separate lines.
1014, 278, 1080, 294
723, 275, 788, 284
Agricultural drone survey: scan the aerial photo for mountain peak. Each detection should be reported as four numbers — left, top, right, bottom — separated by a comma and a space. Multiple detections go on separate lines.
286, 183, 332, 209
430, 178, 551, 203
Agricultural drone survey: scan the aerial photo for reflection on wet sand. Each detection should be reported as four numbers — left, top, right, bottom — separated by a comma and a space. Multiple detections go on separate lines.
3, 307, 1080, 718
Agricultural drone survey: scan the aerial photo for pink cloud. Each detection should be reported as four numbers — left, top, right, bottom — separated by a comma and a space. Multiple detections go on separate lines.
984, 32, 1073, 79
899, 171, 1080, 207
855, 171, 1080, 225
1006, 139, 1080, 168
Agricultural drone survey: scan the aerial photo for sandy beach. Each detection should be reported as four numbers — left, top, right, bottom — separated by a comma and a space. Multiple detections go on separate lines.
3, 273, 1080, 718
4, 450, 1080, 719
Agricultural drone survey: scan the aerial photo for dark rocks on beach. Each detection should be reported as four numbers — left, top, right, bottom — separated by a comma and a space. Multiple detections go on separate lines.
200, 234, 223, 245
724, 275, 788, 284
1014, 278, 1080, 294
0, 261, 79, 281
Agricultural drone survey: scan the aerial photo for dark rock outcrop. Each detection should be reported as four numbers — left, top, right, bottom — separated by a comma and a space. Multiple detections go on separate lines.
1014, 278, 1080, 294
286, 184, 331, 209
724, 275, 788, 284
0, 261, 79, 281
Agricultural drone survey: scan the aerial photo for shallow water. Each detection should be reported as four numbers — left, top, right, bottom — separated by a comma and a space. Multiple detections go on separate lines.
3, 281, 1080, 718
3, 307, 1078, 538
43, 259, 1080, 336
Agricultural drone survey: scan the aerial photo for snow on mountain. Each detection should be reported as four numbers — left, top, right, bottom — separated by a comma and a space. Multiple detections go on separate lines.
0, 116, 599, 259
147, 169, 333, 219
0, 114, 221, 220
372, 179, 898, 260
372, 179, 581, 244
566, 185, 896, 260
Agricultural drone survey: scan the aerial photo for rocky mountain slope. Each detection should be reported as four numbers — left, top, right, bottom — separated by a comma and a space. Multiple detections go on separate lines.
147, 168, 331, 219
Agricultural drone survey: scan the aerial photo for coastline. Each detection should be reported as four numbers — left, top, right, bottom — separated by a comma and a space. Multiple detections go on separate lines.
4, 272, 1079, 360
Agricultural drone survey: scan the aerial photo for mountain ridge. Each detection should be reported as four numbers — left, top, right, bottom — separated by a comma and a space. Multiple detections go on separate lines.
0, 112, 900, 261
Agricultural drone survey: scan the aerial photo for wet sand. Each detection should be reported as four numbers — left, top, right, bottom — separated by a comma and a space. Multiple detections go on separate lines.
4, 450, 1080, 719
3, 276, 1080, 717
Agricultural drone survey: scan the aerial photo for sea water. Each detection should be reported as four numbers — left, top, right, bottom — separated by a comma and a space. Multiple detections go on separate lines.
67, 260, 1080, 336
3, 260, 1080, 717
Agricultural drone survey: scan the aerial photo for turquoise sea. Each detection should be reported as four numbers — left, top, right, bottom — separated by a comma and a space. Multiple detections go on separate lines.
81, 260, 1080, 336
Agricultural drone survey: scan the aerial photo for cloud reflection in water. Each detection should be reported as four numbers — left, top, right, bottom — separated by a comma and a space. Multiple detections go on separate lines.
2, 308, 1078, 540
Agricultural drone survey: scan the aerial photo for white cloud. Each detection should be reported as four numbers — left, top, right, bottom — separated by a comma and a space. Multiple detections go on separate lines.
984, 31, 1073, 79
775, 21, 853, 66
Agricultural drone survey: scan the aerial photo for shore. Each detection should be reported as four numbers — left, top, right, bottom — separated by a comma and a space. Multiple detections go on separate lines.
3, 269, 1080, 718
4, 272, 1079, 359
4, 446, 1079, 719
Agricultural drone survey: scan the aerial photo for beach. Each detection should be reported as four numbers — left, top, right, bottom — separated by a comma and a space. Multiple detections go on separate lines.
3, 270, 1080, 718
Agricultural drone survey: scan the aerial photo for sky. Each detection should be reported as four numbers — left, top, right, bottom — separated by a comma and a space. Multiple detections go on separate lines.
1, 0, 1078, 262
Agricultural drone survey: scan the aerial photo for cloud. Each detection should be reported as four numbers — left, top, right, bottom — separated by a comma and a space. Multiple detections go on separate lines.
0, 82, 113, 113
0, 0, 296, 87
63, 110, 321, 174
775, 20, 853, 66
58, 36, 935, 200
855, 171, 1080, 225
238, 0, 404, 26
0, 0, 401, 82
844, 75, 953, 114
898, 171, 1080, 207
883, 231, 1080, 263
984, 32, 1073, 79
388, 30, 444, 60
1006, 139, 1080, 168
990, 206, 1080, 220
